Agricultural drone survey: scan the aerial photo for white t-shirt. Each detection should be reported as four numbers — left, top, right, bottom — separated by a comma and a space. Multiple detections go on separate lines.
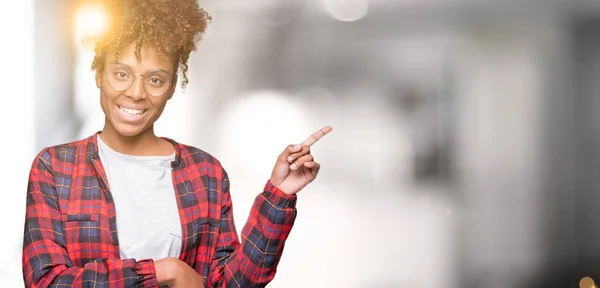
97, 135, 182, 261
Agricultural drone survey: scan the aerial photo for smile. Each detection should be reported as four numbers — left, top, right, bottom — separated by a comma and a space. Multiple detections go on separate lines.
116, 105, 148, 122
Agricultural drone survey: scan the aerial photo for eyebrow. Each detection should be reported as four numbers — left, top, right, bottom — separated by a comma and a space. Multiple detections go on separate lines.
109, 62, 171, 75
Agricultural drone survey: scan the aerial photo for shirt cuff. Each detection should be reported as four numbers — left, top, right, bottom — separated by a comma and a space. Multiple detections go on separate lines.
134, 258, 158, 287
263, 180, 297, 208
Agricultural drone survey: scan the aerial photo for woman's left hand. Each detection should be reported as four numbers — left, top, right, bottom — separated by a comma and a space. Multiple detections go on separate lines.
270, 126, 332, 195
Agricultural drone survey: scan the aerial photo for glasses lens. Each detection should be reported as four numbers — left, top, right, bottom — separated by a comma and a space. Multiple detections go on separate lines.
143, 71, 171, 96
106, 65, 133, 91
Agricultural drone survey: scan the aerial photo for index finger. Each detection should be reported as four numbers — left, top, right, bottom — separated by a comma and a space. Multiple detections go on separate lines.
301, 125, 333, 147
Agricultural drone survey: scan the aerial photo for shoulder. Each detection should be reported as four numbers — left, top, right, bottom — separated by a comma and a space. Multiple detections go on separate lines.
31, 134, 96, 171
172, 141, 228, 177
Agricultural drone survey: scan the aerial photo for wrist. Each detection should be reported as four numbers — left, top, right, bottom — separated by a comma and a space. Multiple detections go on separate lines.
268, 177, 293, 195
265, 180, 297, 208
279, 184, 296, 195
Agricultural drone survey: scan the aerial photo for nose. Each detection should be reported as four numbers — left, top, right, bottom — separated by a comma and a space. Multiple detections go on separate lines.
125, 74, 146, 101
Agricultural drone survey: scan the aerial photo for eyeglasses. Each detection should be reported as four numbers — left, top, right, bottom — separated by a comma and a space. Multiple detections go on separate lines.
104, 63, 172, 96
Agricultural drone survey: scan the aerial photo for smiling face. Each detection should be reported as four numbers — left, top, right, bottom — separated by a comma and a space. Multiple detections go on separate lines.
96, 42, 177, 138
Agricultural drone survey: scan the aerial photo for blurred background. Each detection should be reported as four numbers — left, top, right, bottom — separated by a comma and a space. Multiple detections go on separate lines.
4, 0, 600, 287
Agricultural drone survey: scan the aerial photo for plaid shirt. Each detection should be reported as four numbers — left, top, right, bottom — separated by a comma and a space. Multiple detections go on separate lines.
22, 133, 297, 287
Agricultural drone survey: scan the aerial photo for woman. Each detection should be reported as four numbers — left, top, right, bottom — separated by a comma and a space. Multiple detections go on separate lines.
22, 0, 331, 287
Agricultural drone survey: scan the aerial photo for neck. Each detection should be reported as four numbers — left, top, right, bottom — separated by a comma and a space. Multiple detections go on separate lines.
99, 120, 163, 156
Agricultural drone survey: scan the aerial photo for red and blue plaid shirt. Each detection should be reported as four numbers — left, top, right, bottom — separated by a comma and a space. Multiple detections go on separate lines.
22, 132, 297, 287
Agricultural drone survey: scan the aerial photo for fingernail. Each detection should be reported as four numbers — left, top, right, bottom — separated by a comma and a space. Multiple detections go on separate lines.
290, 163, 297, 170
287, 156, 293, 162
294, 144, 301, 150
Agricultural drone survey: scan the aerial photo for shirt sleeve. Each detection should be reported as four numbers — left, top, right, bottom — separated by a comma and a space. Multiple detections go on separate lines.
207, 170, 297, 287
22, 149, 159, 288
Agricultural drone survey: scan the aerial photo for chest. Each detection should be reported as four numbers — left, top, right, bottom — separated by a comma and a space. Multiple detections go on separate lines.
54, 159, 221, 269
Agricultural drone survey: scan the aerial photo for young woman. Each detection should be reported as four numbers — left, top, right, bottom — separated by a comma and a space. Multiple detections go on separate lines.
22, 0, 331, 287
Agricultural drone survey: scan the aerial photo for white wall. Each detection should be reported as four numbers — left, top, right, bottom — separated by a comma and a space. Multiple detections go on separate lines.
0, 0, 35, 286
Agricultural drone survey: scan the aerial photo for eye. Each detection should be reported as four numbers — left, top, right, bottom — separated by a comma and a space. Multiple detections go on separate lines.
113, 71, 129, 79
148, 77, 164, 85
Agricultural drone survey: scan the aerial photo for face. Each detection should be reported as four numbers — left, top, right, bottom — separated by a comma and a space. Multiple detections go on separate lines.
96, 43, 177, 138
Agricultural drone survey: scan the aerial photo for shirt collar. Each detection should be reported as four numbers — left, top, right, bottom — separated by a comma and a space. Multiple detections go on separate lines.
86, 131, 184, 170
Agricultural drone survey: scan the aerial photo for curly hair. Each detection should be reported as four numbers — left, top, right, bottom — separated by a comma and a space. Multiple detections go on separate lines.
87, 0, 211, 88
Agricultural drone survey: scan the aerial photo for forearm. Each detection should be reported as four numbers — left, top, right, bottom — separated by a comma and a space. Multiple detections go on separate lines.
210, 180, 297, 287
23, 256, 157, 288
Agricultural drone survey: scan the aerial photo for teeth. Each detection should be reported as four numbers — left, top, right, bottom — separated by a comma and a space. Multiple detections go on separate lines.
119, 107, 144, 116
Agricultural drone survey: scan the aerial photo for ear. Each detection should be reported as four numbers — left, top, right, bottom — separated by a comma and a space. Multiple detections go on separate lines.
166, 74, 178, 100
95, 70, 102, 89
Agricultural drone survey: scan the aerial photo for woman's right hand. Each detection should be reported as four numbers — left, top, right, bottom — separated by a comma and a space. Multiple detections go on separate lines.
155, 257, 205, 288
